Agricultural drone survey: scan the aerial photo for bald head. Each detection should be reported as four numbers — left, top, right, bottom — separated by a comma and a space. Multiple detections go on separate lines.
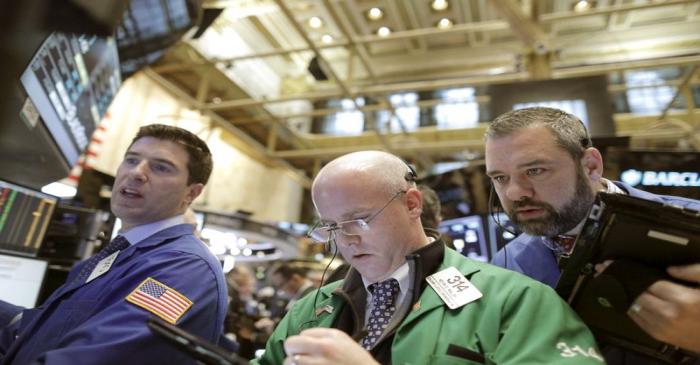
310, 151, 427, 282
312, 151, 412, 200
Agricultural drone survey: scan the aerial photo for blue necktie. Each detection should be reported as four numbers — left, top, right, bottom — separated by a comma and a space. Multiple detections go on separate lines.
361, 278, 400, 350
74, 235, 130, 284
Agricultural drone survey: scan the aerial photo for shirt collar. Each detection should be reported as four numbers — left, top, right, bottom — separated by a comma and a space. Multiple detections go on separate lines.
119, 215, 187, 246
602, 178, 626, 195
362, 262, 410, 297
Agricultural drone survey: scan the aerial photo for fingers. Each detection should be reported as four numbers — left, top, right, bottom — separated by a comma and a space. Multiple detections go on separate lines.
667, 264, 700, 283
298, 327, 345, 338
284, 335, 321, 358
644, 279, 696, 305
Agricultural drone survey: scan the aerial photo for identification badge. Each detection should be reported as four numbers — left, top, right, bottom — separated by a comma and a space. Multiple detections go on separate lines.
86, 250, 120, 283
426, 266, 482, 309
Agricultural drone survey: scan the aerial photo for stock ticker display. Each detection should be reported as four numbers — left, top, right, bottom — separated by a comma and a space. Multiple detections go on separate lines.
20, 33, 121, 167
0, 180, 58, 256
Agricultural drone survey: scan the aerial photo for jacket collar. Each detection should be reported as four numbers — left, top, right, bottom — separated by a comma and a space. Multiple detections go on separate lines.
314, 235, 484, 321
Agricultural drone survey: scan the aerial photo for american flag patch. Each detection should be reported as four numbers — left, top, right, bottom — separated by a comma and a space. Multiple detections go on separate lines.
126, 277, 192, 324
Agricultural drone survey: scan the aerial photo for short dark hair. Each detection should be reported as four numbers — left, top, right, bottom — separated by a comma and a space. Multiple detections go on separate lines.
485, 107, 592, 161
418, 184, 441, 229
272, 264, 306, 280
131, 124, 213, 185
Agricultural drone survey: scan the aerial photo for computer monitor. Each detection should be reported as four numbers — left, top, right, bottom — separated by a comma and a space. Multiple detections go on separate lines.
0, 180, 58, 256
0, 253, 49, 308
116, 0, 200, 77
439, 215, 489, 262
19, 32, 121, 168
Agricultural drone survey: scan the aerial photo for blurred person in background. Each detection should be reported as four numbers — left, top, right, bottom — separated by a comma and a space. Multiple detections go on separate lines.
417, 184, 454, 249
225, 265, 271, 359
271, 264, 315, 311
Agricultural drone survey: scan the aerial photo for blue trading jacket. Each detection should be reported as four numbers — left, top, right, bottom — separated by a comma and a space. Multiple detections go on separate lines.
0, 224, 227, 365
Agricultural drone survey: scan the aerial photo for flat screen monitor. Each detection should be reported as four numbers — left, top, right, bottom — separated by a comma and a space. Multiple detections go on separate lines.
0, 180, 58, 256
489, 76, 615, 137
439, 215, 489, 262
607, 149, 700, 201
116, 0, 198, 77
486, 212, 520, 258
19, 32, 121, 168
0, 254, 48, 308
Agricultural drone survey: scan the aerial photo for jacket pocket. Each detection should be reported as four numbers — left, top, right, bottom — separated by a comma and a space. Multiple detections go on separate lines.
444, 343, 486, 364
429, 354, 485, 365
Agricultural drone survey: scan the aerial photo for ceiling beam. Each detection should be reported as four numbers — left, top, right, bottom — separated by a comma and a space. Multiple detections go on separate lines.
143, 68, 312, 188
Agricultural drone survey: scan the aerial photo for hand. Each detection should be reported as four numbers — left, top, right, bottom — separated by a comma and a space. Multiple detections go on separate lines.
254, 317, 275, 333
282, 328, 379, 365
628, 264, 700, 352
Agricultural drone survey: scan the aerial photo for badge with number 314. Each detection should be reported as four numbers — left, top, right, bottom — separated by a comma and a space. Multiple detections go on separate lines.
426, 266, 483, 309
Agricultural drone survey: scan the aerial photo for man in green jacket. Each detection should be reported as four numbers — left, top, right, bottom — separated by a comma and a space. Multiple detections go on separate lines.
254, 150, 603, 365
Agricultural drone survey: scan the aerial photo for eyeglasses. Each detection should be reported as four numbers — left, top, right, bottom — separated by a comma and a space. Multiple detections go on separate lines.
308, 191, 406, 242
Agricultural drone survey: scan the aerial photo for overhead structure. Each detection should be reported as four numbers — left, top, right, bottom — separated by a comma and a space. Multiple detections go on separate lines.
145, 0, 700, 184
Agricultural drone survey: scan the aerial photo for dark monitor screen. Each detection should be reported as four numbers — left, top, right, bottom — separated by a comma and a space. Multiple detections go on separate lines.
0, 254, 48, 308
486, 212, 520, 258
489, 76, 615, 137
439, 215, 489, 262
0, 180, 59, 256
116, 0, 197, 77
19, 33, 121, 167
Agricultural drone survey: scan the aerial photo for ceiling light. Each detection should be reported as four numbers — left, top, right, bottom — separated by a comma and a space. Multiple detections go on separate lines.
377, 26, 392, 37
436, 18, 453, 29
321, 34, 334, 43
431, 0, 449, 11
41, 181, 76, 198
367, 7, 384, 20
308, 16, 323, 29
574, 0, 591, 12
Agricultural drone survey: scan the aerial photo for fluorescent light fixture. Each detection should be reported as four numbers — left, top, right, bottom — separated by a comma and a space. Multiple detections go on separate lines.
41, 181, 76, 198
321, 34, 334, 43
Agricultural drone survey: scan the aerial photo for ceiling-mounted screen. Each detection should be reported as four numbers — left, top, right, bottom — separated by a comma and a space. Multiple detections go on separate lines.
19, 32, 121, 168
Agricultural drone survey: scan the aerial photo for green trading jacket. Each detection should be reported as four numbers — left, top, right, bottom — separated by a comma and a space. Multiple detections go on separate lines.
254, 246, 603, 365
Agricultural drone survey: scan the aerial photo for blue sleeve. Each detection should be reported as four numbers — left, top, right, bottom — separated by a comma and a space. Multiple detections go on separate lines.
0, 300, 23, 328
29, 252, 226, 365
491, 246, 523, 272
0, 301, 24, 356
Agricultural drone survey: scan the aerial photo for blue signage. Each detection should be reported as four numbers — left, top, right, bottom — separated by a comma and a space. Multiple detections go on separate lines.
621, 169, 700, 187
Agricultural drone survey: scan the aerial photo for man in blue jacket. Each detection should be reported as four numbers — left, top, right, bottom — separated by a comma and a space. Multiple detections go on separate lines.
0, 124, 227, 364
485, 107, 700, 361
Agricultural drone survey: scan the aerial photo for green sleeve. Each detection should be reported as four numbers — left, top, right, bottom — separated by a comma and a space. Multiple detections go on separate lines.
490, 283, 604, 365
250, 310, 295, 365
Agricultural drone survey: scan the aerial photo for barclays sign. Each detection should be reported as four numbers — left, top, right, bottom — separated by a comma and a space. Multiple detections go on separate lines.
621, 169, 700, 187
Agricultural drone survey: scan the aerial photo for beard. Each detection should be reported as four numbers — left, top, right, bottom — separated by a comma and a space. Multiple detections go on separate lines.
506, 167, 596, 237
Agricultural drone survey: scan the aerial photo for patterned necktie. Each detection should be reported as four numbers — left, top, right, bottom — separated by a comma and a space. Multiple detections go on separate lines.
361, 278, 400, 350
73, 235, 130, 284
551, 235, 577, 255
